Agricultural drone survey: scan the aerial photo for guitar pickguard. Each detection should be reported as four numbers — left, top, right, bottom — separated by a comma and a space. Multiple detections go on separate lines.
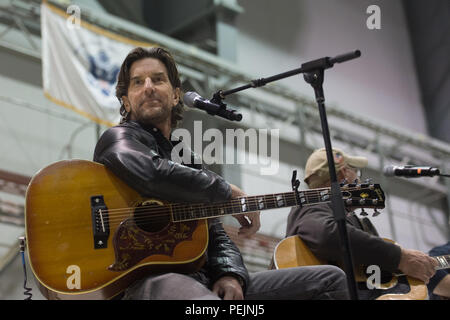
108, 219, 198, 271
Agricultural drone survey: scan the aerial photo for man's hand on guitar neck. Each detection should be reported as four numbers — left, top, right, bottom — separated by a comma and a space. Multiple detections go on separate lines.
398, 248, 439, 284
229, 183, 261, 237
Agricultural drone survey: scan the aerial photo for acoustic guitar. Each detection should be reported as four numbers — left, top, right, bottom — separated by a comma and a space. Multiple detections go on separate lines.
273, 235, 450, 300
25, 159, 386, 299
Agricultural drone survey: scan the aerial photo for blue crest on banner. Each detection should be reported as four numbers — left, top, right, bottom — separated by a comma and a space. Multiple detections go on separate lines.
74, 42, 121, 102
87, 49, 120, 97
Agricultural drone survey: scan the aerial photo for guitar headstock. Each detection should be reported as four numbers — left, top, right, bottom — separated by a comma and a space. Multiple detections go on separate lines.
340, 183, 385, 216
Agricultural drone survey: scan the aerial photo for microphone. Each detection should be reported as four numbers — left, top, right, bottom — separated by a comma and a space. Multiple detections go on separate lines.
329, 50, 361, 66
383, 165, 440, 178
183, 91, 242, 121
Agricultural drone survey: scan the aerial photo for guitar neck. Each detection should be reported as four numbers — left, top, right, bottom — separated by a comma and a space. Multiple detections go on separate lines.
395, 254, 450, 276
435, 254, 450, 270
171, 188, 333, 222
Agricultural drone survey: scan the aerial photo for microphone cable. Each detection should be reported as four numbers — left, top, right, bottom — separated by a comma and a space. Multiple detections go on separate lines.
19, 237, 32, 300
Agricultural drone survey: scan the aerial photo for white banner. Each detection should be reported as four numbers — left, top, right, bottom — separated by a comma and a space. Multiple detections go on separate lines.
41, 2, 154, 126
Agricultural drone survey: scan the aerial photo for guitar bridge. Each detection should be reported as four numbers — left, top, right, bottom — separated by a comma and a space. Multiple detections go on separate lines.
91, 195, 110, 249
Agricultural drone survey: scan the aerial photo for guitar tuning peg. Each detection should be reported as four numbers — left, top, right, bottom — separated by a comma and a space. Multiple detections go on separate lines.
365, 178, 373, 184
291, 169, 297, 181
291, 170, 301, 204
340, 179, 348, 186
372, 209, 381, 217
360, 208, 368, 216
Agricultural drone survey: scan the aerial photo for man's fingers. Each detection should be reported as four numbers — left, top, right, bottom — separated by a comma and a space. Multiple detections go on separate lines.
250, 211, 261, 230
233, 212, 261, 237
244, 212, 261, 235
212, 285, 220, 295
223, 288, 235, 300
238, 226, 253, 237
238, 220, 258, 236
212, 276, 244, 300
233, 214, 250, 226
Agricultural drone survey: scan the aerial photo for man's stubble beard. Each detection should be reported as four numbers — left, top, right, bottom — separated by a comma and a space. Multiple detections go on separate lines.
134, 102, 171, 128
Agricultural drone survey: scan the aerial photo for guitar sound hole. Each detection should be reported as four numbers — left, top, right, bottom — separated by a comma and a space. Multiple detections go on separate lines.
133, 202, 171, 233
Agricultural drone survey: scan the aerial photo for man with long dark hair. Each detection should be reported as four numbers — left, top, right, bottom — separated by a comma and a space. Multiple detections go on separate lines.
93, 47, 349, 300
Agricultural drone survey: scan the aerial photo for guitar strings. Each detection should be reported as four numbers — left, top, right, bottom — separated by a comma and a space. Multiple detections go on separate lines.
100, 185, 365, 219
34, 187, 375, 231
89, 186, 360, 223
31, 192, 301, 231
29, 193, 302, 232
30, 189, 372, 232
30, 197, 369, 233
30, 186, 378, 231
103, 185, 376, 222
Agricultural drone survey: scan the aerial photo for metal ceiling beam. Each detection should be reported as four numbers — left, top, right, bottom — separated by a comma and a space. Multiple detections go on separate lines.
0, 168, 30, 197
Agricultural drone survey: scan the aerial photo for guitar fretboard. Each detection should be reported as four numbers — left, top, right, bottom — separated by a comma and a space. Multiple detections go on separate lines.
171, 188, 335, 222
435, 255, 450, 270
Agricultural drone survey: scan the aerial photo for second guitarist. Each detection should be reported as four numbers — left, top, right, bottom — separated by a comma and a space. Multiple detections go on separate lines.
285, 148, 438, 300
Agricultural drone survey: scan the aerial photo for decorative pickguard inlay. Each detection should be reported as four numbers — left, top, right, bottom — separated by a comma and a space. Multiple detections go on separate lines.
108, 218, 198, 271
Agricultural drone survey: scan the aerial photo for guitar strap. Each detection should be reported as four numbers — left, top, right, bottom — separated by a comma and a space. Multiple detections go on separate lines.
359, 217, 380, 237
346, 212, 379, 237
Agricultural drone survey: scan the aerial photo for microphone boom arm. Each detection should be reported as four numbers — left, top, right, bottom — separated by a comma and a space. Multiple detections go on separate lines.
214, 50, 361, 100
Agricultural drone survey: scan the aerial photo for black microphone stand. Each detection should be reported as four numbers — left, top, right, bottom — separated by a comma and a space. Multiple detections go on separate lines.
213, 50, 362, 300
301, 54, 360, 301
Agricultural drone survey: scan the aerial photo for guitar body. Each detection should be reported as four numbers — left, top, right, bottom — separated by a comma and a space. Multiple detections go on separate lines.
273, 235, 326, 269
25, 160, 208, 300
273, 236, 428, 300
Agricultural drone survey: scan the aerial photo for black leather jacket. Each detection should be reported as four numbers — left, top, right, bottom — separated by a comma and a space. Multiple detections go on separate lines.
93, 120, 249, 291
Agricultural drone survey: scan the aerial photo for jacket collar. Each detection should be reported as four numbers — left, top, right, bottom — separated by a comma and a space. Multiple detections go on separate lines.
125, 120, 182, 146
